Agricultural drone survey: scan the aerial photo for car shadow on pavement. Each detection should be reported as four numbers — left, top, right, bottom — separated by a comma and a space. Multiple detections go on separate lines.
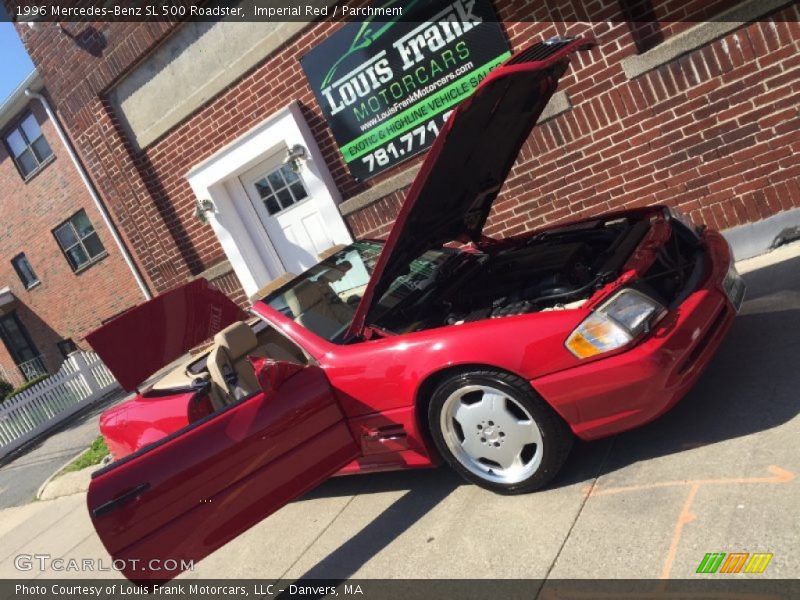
551, 253, 800, 487
304, 464, 464, 500
283, 467, 461, 585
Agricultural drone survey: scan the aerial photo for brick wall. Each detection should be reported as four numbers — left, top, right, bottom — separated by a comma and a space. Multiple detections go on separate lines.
208, 269, 249, 307
0, 100, 143, 379
347, 12, 800, 238
14, 4, 800, 303
485, 15, 799, 236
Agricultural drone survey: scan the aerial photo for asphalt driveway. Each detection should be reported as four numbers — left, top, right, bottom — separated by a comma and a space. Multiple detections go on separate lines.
0, 244, 797, 583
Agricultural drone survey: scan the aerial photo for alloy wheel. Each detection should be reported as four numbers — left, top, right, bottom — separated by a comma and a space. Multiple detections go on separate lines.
439, 384, 543, 484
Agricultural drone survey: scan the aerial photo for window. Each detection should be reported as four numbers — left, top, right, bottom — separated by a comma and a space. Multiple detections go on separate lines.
3, 112, 53, 179
57, 339, 77, 359
253, 164, 308, 216
262, 241, 454, 343
11, 253, 40, 289
53, 210, 106, 272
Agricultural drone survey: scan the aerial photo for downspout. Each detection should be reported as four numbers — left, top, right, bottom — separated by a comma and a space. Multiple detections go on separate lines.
25, 89, 152, 300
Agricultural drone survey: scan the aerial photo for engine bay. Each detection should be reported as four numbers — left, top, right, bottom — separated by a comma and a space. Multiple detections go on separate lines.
375, 216, 651, 334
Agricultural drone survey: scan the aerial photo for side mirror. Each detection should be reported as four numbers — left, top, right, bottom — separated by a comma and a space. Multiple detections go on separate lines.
247, 356, 304, 397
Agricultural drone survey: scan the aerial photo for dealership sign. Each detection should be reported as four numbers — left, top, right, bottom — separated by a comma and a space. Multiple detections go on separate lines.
300, 0, 510, 181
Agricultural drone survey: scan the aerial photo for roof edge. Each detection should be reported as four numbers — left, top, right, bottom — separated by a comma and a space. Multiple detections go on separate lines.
0, 69, 43, 130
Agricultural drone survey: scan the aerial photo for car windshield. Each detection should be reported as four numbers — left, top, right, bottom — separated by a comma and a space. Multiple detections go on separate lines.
261, 241, 453, 343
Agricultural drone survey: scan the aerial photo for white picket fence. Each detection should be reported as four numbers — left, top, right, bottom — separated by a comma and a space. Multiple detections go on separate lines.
0, 351, 120, 459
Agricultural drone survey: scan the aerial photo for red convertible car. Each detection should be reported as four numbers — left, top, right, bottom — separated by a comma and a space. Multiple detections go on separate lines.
85, 37, 744, 581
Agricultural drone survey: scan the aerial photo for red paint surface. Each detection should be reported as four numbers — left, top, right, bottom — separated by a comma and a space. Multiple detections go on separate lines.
88, 366, 358, 582
533, 230, 736, 439
99, 391, 192, 460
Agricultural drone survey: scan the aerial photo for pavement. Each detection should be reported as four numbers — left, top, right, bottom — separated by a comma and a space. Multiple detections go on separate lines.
0, 395, 127, 510
37, 467, 94, 502
0, 242, 797, 582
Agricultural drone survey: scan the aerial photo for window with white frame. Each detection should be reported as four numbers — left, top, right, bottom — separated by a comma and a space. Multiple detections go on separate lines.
252, 163, 309, 216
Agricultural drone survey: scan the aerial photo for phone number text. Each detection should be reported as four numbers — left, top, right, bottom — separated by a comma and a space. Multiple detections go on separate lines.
359, 110, 454, 174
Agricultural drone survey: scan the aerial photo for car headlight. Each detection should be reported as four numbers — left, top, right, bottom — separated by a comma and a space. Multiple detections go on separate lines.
565, 289, 664, 358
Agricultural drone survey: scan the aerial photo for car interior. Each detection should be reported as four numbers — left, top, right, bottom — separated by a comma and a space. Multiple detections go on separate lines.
261, 243, 380, 343
280, 263, 358, 340
148, 319, 308, 410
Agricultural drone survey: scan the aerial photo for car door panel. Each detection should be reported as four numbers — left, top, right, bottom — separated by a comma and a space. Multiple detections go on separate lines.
87, 365, 359, 582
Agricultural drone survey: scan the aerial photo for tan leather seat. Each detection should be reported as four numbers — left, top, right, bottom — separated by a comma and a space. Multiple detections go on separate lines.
206, 322, 308, 409
207, 322, 261, 408
283, 271, 355, 340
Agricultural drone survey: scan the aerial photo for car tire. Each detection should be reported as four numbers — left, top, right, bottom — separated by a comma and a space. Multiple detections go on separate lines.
428, 369, 573, 495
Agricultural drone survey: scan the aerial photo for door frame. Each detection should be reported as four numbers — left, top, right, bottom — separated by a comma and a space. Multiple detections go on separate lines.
0, 311, 40, 370
186, 101, 352, 298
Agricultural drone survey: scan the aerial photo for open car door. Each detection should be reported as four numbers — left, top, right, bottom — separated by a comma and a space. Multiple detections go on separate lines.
87, 363, 359, 582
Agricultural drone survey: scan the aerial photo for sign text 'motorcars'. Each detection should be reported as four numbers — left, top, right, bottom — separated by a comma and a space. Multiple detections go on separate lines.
301, 0, 509, 181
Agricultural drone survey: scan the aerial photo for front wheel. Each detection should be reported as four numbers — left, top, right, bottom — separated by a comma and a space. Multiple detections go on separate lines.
428, 370, 573, 494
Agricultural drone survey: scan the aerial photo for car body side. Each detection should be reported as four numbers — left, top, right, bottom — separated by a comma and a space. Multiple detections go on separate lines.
98, 204, 736, 476
254, 211, 735, 467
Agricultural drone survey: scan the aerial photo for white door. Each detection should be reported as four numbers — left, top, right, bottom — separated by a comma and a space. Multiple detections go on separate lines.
241, 157, 339, 275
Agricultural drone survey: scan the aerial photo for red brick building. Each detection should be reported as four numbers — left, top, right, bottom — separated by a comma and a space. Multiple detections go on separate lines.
10, 0, 800, 313
0, 71, 146, 385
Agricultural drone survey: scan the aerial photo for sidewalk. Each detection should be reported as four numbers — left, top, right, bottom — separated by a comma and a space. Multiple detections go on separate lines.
0, 393, 126, 510
0, 466, 599, 580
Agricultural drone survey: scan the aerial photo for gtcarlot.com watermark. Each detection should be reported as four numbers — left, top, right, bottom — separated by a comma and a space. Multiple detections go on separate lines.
14, 553, 194, 573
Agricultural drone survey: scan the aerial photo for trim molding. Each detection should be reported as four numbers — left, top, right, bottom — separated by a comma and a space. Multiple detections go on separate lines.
194, 259, 234, 282
621, 0, 793, 80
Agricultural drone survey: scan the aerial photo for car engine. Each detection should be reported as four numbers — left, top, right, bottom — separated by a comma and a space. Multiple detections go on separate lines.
375, 216, 651, 334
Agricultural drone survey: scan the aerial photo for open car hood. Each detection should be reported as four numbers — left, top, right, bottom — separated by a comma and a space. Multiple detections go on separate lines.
346, 36, 595, 340
86, 279, 247, 391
